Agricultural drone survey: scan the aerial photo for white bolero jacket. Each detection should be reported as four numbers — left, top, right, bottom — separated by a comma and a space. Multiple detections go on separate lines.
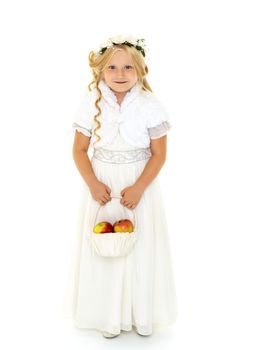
71, 79, 172, 149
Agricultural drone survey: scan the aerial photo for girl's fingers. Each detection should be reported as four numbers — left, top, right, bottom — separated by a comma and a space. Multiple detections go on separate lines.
127, 203, 136, 209
102, 194, 110, 201
99, 196, 107, 205
121, 199, 137, 208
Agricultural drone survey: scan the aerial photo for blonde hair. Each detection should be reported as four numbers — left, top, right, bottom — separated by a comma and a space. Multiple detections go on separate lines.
87, 44, 153, 146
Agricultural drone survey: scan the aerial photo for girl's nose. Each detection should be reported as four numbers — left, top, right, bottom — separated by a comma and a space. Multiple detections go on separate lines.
116, 74, 125, 80
116, 68, 126, 74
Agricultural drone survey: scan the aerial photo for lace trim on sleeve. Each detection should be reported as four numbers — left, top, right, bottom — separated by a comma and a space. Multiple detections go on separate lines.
72, 122, 92, 137
148, 121, 172, 139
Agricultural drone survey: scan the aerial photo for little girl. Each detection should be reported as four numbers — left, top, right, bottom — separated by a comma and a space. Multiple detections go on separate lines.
63, 35, 178, 338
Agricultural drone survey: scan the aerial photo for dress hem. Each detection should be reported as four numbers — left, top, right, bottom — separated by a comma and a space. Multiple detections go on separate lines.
72, 317, 178, 335
61, 311, 178, 335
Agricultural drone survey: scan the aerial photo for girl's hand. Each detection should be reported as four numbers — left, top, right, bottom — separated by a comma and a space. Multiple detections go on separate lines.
120, 185, 144, 209
89, 180, 112, 206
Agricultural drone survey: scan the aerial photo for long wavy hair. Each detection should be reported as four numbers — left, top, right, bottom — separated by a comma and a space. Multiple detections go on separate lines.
87, 44, 153, 146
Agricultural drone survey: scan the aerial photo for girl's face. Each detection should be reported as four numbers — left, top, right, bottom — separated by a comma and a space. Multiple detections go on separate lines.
102, 48, 138, 94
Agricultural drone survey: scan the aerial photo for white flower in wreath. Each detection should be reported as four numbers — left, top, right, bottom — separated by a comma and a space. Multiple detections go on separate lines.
94, 39, 113, 55
137, 38, 146, 48
126, 35, 138, 46
110, 35, 127, 44
100, 38, 113, 49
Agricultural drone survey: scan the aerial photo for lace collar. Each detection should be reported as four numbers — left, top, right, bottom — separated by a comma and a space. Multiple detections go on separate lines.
98, 79, 142, 110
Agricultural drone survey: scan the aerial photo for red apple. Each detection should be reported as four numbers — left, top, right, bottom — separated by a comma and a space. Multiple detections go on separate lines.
93, 221, 113, 234
113, 219, 134, 233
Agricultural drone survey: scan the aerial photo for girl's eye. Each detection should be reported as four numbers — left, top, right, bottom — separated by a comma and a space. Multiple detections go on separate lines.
108, 65, 116, 69
125, 65, 133, 69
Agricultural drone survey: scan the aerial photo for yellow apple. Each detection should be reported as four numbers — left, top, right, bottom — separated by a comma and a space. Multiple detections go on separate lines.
93, 221, 113, 234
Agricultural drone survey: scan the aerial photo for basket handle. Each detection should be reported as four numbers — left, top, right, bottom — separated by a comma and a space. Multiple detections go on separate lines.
93, 192, 137, 232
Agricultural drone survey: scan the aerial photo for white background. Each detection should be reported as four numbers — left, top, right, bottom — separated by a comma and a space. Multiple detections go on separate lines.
0, 0, 279, 349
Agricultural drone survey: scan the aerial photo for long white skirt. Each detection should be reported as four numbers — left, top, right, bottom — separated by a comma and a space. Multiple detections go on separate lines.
62, 133, 178, 335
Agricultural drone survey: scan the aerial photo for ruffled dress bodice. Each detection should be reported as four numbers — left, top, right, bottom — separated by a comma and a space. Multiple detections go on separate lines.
99, 129, 140, 151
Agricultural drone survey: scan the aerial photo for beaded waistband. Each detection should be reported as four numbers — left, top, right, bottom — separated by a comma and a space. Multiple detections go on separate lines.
92, 147, 152, 164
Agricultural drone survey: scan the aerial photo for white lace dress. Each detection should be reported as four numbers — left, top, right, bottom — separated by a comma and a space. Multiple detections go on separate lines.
62, 129, 178, 336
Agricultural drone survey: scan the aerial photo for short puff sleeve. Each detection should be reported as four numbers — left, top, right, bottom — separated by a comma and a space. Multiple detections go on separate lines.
147, 98, 172, 140
71, 91, 95, 137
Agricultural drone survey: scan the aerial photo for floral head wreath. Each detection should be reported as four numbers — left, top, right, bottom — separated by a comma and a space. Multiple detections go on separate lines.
93, 35, 147, 58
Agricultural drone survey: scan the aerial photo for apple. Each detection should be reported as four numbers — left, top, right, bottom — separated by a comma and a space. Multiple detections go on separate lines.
113, 219, 134, 233
93, 221, 113, 234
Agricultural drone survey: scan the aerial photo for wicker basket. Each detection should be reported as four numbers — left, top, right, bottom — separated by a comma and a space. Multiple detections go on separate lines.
88, 193, 138, 257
